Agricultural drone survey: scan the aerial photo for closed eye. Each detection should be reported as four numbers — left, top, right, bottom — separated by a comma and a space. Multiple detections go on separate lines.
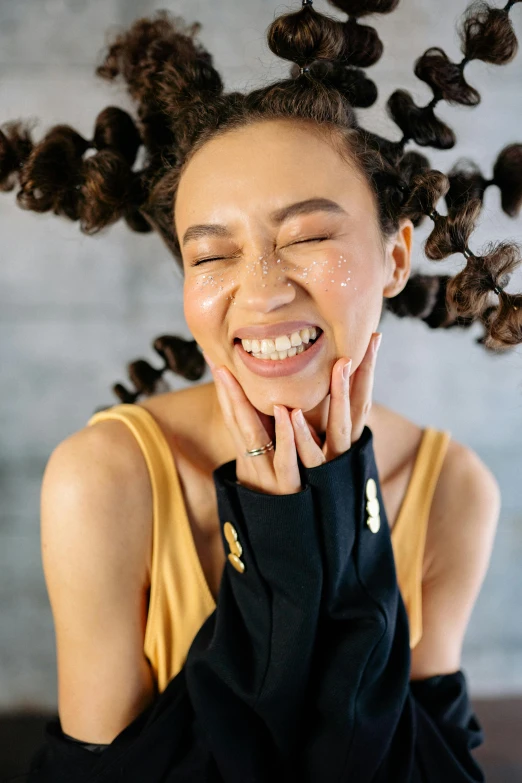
190, 236, 331, 266
293, 236, 330, 245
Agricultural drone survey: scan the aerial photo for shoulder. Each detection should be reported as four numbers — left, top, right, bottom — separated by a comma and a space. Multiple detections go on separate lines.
383, 400, 502, 581
373, 402, 500, 592
373, 403, 501, 678
42, 414, 154, 585
410, 436, 500, 678
427, 437, 501, 581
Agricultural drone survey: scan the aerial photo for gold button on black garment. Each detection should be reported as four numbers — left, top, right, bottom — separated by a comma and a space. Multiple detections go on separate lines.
366, 478, 377, 501
224, 521, 245, 572
228, 553, 245, 573
365, 478, 380, 534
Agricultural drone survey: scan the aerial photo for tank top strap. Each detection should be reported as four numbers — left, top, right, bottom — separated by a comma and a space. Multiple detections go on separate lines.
87, 404, 177, 521
86, 403, 216, 692
391, 427, 451, 649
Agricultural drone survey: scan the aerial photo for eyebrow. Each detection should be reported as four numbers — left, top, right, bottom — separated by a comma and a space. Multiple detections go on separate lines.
181, 197, 348, 248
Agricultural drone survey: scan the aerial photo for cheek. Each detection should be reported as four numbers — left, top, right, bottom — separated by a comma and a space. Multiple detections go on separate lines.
183, 275, 225, 344
302, 246, 378, 312
303, 247, 383, 360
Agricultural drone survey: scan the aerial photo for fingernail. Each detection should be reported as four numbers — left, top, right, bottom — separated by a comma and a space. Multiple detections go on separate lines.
373, 333, 382, 356
342, 360, 352, 382
273, 405, 282, 423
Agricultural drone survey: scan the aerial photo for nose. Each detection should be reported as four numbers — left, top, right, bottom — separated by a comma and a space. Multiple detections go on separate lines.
231, 254, 297, 312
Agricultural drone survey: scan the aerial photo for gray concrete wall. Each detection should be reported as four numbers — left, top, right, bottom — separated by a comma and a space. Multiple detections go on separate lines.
0, 0, 521, 710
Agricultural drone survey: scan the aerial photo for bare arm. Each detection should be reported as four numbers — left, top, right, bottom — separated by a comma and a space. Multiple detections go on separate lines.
41, 419, 157, 744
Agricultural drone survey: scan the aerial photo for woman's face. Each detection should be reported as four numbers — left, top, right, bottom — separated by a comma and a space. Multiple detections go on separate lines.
174, 119, 412, 417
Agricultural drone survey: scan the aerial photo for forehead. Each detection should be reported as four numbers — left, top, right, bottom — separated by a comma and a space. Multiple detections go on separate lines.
174, 119, 374, 231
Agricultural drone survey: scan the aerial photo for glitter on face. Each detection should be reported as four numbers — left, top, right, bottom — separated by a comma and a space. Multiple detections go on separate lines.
188, 250, 357, 308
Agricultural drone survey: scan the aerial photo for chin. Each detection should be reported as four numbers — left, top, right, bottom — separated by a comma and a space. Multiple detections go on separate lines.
244, 381, 330, 417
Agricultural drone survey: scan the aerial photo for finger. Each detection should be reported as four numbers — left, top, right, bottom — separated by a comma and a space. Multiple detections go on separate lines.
214, 370, 275, 491
350, 332, 381, 443
213, 370, 249, 459
291, 408, 326, 468
306, 419, 323, 449
273, 405, 302, 493
216, 367, 272, 458
323, 357, 352, 461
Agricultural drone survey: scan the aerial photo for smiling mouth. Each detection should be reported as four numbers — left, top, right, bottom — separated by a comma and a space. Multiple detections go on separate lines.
233, 327, 323, 361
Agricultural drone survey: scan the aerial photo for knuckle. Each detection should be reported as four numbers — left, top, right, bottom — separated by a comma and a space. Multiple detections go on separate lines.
244, 430, 267, 451
350, 401, 371, 422
338, 422, 351, 439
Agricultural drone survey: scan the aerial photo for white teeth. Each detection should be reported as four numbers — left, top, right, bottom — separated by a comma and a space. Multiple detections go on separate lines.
252, 341, 311, 361
251, 338, 316, 361
274, 334, 292, 351
240, 326, 321, 354
260, 338, 275, 354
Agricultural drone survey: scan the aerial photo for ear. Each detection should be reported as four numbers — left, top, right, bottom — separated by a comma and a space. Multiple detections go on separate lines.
382, 217, 414, 298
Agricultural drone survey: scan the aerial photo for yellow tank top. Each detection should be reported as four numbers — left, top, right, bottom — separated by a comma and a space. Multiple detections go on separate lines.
87, 402, 451, 694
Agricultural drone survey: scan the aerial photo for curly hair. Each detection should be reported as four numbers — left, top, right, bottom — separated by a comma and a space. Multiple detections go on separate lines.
2, 0, 522, 403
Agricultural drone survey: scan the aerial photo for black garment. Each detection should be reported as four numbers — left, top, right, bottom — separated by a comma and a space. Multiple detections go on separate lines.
26, 425, 485, 782
61, 732, 109, 754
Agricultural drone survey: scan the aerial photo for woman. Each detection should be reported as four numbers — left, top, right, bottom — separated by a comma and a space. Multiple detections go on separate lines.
3, 0, 521, 780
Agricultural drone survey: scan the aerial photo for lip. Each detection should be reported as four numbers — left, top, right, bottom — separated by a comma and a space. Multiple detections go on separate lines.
232, 320, 320, 341
235, 330, 325, 377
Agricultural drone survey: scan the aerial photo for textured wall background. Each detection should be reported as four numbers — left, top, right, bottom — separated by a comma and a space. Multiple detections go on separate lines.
0, 0, 521, 710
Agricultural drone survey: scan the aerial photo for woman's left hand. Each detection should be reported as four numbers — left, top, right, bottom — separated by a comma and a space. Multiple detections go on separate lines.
203, 331, 381, 493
